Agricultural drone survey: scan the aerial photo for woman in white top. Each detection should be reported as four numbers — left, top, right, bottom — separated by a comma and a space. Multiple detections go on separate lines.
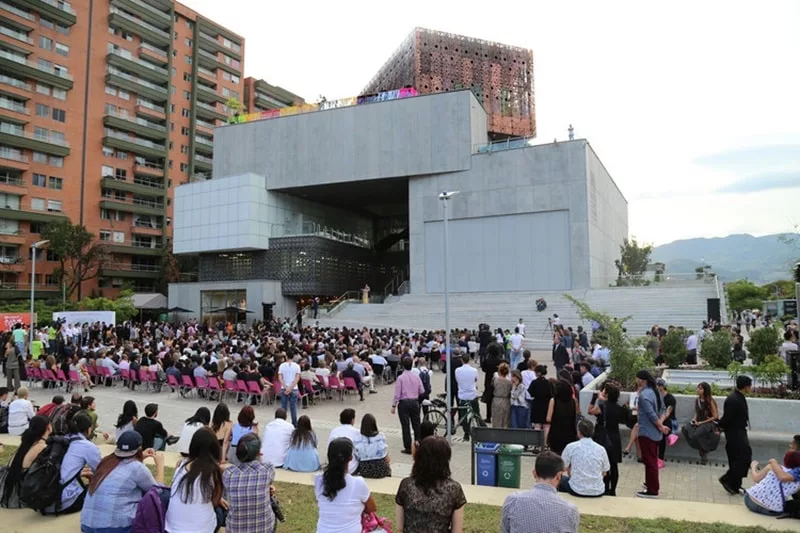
315, 437, 376, 533
166, 426, 222, 533
177, 407, 211, 458
7, 387, 35, 436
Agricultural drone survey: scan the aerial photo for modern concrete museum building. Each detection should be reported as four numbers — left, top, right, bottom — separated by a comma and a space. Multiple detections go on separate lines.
169, 90, 628, 322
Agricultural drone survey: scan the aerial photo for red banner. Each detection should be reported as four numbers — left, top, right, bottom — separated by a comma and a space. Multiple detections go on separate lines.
0, 313, 31, 331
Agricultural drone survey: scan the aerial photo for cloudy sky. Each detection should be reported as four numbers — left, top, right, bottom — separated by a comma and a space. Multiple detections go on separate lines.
184, 0, 799, 245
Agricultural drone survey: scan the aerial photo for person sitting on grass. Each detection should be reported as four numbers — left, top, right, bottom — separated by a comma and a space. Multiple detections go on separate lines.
223, 433, 277, 533
744, 457, 800, 516
283, 415, 320, 472
44, 413, 101, 515
353, 414, 391, 479
315, 437, 376, 533
0, 415, 50, 508
134, 403, 177, 451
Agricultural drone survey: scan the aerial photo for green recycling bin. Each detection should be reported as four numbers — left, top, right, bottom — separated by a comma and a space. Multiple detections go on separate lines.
497, 444, 524, 488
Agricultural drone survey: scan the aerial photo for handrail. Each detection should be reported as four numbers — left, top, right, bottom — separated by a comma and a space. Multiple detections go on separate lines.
109, 7, 170, 38
323, 290, 362, 315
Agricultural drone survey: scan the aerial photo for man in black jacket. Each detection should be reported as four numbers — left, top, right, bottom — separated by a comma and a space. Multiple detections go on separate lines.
718, 375, 752, 494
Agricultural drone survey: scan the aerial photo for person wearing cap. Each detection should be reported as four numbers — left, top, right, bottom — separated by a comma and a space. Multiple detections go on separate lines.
79, 430, 165, 532
223, 433, 277, 533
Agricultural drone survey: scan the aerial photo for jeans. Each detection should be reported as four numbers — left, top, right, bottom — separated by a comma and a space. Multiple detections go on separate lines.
153, 436, 166, 451
510, 349, 522, 370
511, 405, 530, 429
14, 342, 24, 357
744, 493, 780, 516
280, 389, 298, 425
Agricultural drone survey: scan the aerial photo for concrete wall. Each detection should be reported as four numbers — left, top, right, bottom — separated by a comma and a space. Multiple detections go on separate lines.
585, 144, 628, 288
409, 140, 591, 294
168, 280, 294, 323
213, 91, 484, 187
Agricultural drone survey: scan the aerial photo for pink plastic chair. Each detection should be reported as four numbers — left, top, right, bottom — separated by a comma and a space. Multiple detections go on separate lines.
223, 380, 237, 401
68, 370, 82, 390
181, 375, 195, 397
327, 375, 345, 401
342, 377, 359, 399
167, 373, 181, 393
302, 379, 321, 404
120, 368, 131, 385
246, 380, 270, 405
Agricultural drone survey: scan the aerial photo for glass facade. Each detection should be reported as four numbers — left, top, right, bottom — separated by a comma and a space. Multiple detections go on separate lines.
200, 289, 247, 322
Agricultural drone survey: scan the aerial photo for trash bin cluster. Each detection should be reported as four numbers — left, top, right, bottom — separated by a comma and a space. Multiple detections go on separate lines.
475, 442, 524, 488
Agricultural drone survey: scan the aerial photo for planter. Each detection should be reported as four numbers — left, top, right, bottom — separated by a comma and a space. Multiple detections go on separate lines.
661, 369, 756, 389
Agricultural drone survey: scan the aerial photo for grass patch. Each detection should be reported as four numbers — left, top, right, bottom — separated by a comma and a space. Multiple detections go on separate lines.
1, 444, 794, 532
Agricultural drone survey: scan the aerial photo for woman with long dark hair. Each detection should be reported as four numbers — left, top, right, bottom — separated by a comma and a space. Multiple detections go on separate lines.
635, 369, 669, 498
588, 382, 633, 496
682, 381, 720, 464
211, 403, 232, 463
114, 400, 138, 441
354, 414, 391, 479
80, 431, 165, 532
395, 436, 466, 533
480, 342, 503, 423
177, 407, 211, 458
315, 437, 376, 533
529, 365, 552, 449
546, 379, 578, 455
226, 406, 258, 466
0, 415, 50, 508
165, 427, 223, 533
283, 415, 320, 472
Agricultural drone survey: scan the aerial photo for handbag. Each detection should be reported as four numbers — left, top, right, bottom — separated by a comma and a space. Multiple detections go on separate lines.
361, 511, 393, 533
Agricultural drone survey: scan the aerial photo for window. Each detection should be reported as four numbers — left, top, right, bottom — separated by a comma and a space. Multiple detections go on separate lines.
183, 90, 191, 100
222, 87, 230, 97
168, 141, 173, 149
172, 49, 177, 58
39, 36, 53, 50
47, 200, 62, 212
32, 173, 46, 187
104, 103, 116, 114
170, 104, 175, 112
184, 55, 192, 65
55, 43, 69, 56
184, 38, 192, 47
38, 58, 52, 71
185, 20, 193, 29
168, 160, 173, 169
33, 152, 47, 163
170, 122, 175, 131
99, 230, 111, 241
34, 127, 48, 140
52, 108, 65, 122
222, 71, 231, 81
52, 88, 66, 100
171, 66, 176, 76
183, 73, 191, 82
36, 84, 51, 96
36, 104, 50, 117
181, 108, 190, 117
181, 126, 189, 135
170, 85, 176, 95
45, 274, 57, 285
102, 146, 114, 157
49, 156, 63, 168
31, 198, 45, 211
53, 64, 68, 77
98, 278, 111, 288
40, 18, 54, 29
115, 168, 126, 180
173, 31, 178, 40
231, 74, 239, 84
29, 222, 45, 234
113, 231, 125, 243
48, 177, 62, 190
180, 145, 188, 154
180, 163, 188, 172
116, 151, 127, 160
102, 165, 113, 177
50, 131, 65, 143
105, 85, 116, 96
118, 90, 130, 101
56, 23, 70, 35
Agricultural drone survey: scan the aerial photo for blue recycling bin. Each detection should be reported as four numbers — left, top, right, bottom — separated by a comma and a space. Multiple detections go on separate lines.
475, 442, 500, 487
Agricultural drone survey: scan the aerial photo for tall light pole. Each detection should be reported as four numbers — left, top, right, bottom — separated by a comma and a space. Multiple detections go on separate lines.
29, 239, 49, 355
439, 191, 459, 442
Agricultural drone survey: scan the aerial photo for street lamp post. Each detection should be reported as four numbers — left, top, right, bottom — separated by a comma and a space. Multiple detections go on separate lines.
29, 239, 49, 355
438, 191, 459, 442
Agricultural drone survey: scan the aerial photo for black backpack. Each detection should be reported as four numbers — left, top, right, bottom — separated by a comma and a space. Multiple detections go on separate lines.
0, 404, 8, 433
19, 435, 81, 513
48, 403, 79, 436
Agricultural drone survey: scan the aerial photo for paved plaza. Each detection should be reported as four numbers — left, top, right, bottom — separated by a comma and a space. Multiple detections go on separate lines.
17, 349, 757, 506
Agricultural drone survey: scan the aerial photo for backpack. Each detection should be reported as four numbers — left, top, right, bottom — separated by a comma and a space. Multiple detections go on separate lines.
19, 435, 80, 512
0, 404, 8, 433
419, 369, 431, 399
131, 484, 171, 533
48, 403, 78, 436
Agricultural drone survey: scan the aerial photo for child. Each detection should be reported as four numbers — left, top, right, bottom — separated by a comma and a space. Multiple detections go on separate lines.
510, 370, 529, 429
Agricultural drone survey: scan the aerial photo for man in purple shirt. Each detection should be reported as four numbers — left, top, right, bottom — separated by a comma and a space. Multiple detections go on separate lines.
391, 357, 424, 454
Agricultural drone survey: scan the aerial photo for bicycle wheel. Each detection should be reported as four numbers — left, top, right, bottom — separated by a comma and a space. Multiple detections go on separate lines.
424, 409, 448, 434
470, 412, 487, 429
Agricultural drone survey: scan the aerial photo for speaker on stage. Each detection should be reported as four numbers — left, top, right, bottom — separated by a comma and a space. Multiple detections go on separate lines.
707, 298, 721, 323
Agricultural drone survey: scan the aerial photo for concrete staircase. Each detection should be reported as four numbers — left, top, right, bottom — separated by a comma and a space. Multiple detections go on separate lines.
317, 285, 717, 348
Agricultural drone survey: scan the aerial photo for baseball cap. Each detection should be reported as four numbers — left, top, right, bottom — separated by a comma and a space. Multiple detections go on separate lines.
115, 431, 142, 458
656, 378, 667, 388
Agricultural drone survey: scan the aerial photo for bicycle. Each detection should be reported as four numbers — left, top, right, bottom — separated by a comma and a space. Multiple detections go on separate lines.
422, 393, 486, 435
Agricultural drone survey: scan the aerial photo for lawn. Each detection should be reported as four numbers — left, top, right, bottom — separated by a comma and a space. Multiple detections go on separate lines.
1, 443, 795, 533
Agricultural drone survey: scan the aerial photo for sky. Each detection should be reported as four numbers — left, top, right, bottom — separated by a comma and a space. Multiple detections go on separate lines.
183, 0, 800, 246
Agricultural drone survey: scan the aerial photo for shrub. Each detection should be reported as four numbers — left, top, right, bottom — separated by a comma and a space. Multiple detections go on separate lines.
753, 355, 790, 389
746, 326, 781, 365
701, 330, 733, 369
661, 330, 687, 369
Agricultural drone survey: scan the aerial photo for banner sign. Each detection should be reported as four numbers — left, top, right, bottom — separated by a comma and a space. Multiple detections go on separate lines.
230, 87, 418, 126
53, 311, 117, 326
0, 313, 32, 331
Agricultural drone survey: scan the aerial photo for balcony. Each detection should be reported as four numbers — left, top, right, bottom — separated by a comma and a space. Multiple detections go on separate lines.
107, 48, 169, 84
0, 49, 73, 90
194, 153, 212, 171
0, 123, 69, 156
0, 231, 27, 245
0, 25, 33, 45
131, 219, 162, 235
193, 135, 213, 155
197, 48, 239, 75
101, 262, 160, 279
0, 281, 59, 298
0, 256, 24, 272
0, 174, 26, 194
0, 96, 29, 122
196, 83, 225, 104
195, 100, 227, 122
103, 130, 165, 159
135, 99, 166, 121
111, 0, 170, 28
0, 74, 32, 95
198, 31, 241, 61
105, 66, 168, 102
0, 1, 36, 21
108, 7, 171, 47
196, 66, 216, 84
0, 205, 67, 223
133, 161, 164, 177
0, 146, 28, 170
6, 0, 76, 26
105, 239, 162, 256
138, 42, 168, 66
101, 175, 165, 196
100, 194, 164, 216
194, 118, 215, 135
103, 109, 167, 140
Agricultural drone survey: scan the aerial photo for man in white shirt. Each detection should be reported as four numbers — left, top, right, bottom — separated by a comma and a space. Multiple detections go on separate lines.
685, 332, 699, 365
327, 408, 361, 473
779, 331, 799, 363
7, 387, 35, 436
278, 356, 301, 425
558, 420, 609, 497
260, 408, 295, 468
509, 327, 525, 370
454, 354, 480, 441
517, 318, 526, 336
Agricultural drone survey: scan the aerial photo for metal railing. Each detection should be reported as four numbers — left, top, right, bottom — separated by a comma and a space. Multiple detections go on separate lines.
195, 118, 215, 130
109, 48, 168, 75
0, 147, 27, 162
41, 0, 75, 15
136, 98, 165, 114
0, 50, 73, 80
382, 266, 409, 300
125, 0, 168, 21
105, 130, 165, 151
109, 8, 169, 38
196, 101, 220, 113
132, 219, 163, 229
104, 239, 162, 249
197, 66, 216, 78
0, 283, 59, 291
0, 74, 31, 91
0, 97, 28, 114
475, 136, 536, 154
0, 25, 33, 44
105, 108, 166, 131
298, 221, 371, 248
1, 123, 70, 147
198, 49, 220, 62
107, 262, 159, 272
194, 135, 213, 146
139, 41, 167, 58
195, 154, 212, 164
0, 175, 24, 186
107, 66, 167, 92
323, 290, 363, 315
595, 272, 719, 288
199, 32, 218, 44
132, 176, 164, 189
133, 197, 163, 208
0, 1, 35, 21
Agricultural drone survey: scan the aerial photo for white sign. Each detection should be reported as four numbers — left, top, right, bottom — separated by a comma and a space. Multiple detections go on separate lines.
53, 311, 117, 326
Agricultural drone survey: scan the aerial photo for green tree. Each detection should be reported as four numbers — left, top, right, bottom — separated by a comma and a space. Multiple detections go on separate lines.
745, 325, 781, 365
41, 220, 108, 300
726, 279, 768, 312
614, 237, 653, 286
155, 247, 198, 294
564, 294, 652, 390
226, 97, 242, 124
78, 289, 137, 321
660, 329, 688, 369
701, 330, 732, 369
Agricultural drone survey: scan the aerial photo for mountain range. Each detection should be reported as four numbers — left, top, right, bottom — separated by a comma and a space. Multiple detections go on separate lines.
651, 233, 799, 283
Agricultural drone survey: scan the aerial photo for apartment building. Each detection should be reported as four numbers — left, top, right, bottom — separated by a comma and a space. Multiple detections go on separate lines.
0, 0, 244, 299
243, 77, 304, 113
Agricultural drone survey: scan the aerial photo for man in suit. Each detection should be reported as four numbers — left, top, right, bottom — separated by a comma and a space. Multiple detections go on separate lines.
717, 375, 752, 495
